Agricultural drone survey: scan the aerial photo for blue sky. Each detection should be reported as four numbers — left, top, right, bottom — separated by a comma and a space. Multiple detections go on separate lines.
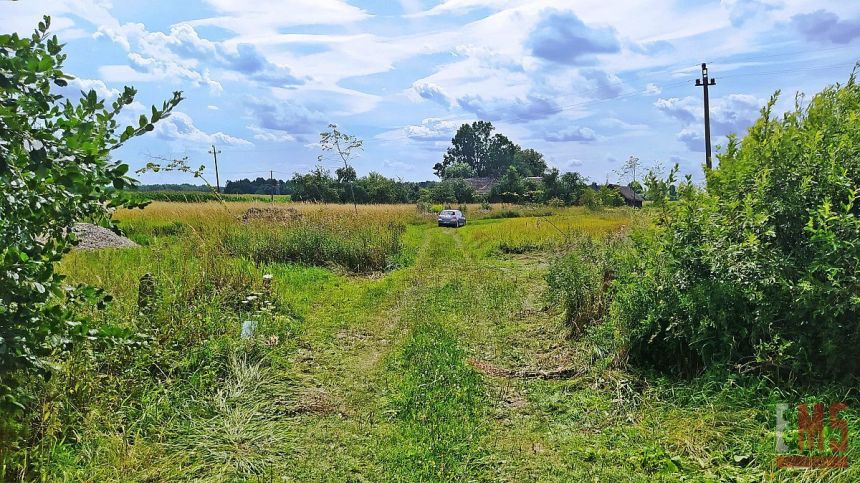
4, 0, 860, 184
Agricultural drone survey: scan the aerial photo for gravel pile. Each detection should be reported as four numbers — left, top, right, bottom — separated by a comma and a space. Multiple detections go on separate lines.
72, 223, 139, 250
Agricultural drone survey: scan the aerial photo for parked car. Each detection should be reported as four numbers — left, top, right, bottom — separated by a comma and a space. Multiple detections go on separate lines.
437, 209, 466, 227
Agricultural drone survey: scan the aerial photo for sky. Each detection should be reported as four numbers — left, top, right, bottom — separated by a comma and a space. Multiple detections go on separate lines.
3, 0, 860, 185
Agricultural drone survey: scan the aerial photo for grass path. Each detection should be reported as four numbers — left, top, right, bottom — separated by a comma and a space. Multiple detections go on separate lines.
53, 213, 860, 481
269, 221, 797, 482
269, 224, 591, 480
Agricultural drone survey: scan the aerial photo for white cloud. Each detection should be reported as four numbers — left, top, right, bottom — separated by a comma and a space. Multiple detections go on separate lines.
656, 93, 764, 152
644, 83, 662, 96
59, 77, 120, 100
155, 112, 252, 146
194, 0, 370, 39
248, 126, 296, 142
403, 118, 461, 141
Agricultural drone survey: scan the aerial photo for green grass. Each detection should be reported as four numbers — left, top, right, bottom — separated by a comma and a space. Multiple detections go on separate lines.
3, 203, 859, 481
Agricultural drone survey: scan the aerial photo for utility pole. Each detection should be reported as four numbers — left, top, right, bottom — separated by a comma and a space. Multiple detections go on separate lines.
208, 145, 222, 193
695, 63, 716, 170
270, 170, 274, 203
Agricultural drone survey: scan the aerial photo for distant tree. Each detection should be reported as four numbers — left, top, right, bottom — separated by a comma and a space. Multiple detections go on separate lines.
616, 155, 641, 186
435, 121, 494, 177
491, 166, 526, 203
291, 166, 340, 202
431, 178, 474, 204
580, 188, 602, 211
643, 164, 679, 211
335, 165, 357, 183
599, 185, 624, 207
319, 124, 363, 210
486, 132, 519, 176
559, 172, 587, 204
435, 121, 545, 179
442, 161, 477, 179
513, 148, 548, 177
541, 168, 562, 202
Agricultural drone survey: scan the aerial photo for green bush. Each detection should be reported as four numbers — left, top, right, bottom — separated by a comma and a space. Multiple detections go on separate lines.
485, 209, 521, 219
0, 18, 180, 409
613, 72, 860, 378
580, 189, 602, 211
547, 235, 627, 335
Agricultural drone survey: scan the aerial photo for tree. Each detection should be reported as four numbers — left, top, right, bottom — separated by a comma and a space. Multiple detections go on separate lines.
486, 132, 519, 176
580, 188, 601, 211
559, 172, 587, 204
430, 179, 474, 204
335, 165, 356, 183
319, 124, 363, 211
435, 121, 494, 178
616, 155, 641, 186
491, 166, 526, 203
442, 161, 476, 179
291, 167, 340, 202
0, 17, 182, 404
599, 185, 624, 207
435, 121, 544, 179
513, 148, 548, 177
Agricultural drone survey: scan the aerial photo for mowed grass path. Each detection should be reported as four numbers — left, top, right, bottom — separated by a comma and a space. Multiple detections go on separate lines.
268, 218, 853, 482
53, 206, 857, 481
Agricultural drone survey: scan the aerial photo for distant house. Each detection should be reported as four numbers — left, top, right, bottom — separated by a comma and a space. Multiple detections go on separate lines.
464, 177, 497, 196
590, 182, 644, 208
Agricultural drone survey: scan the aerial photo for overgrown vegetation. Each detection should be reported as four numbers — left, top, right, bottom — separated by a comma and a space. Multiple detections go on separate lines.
5, 14, 860, 483
549, 72, 860, 380
0, 16, 179, 427
223, 216, 407, 273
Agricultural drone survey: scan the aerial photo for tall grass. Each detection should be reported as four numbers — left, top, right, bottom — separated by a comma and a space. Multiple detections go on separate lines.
114, 202, 415, 272
223, 219, 406, 273
462, 206, 635, 256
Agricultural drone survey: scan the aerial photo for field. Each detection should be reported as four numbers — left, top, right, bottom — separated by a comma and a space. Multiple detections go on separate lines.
16, 202, 858, 481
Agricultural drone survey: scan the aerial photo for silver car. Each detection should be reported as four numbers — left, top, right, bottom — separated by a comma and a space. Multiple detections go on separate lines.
437, 209, 466, 227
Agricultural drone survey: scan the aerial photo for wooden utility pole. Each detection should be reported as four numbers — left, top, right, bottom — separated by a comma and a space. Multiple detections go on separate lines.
695, 63, 716, 170
270, 170, 275, 203
208, 145, 222, 192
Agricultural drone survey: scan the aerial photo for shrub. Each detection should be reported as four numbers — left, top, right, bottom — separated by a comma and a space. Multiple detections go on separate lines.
0, 18, 180, 409
599, 185, 625, 207
580, 189, 602, 211
614, 72, 860, 378
485, 209, 521, 219
546, 235, 627, 335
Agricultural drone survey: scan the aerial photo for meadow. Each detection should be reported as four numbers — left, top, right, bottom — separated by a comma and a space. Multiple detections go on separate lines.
5, 201, 855, 481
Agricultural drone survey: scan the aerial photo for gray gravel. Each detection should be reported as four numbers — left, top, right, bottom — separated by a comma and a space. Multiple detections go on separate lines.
72, 223, 139, 250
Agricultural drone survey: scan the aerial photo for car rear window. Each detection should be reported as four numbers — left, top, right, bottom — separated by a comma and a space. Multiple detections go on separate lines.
442, 210, 455, 214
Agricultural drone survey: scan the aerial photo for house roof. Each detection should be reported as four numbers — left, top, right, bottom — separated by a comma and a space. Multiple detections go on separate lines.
464, 177, 496, 194
589, 182, 645, 202
616, 185, 645, 202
